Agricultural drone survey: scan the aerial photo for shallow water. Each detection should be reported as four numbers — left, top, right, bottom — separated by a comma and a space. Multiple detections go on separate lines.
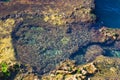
94, 0, 120, 28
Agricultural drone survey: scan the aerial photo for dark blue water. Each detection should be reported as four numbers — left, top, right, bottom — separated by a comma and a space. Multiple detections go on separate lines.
95, 0, 120, 28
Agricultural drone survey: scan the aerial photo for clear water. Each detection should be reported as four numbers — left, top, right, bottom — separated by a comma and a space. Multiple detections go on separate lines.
94, 0, 120, 28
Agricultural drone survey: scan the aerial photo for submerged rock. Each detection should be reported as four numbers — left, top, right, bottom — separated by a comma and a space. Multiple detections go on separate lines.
85, 45, 104, 62
1, 0, 120, 79
42, 56, 120, 80
12, 22, 92, 75
10, 0, 95, 75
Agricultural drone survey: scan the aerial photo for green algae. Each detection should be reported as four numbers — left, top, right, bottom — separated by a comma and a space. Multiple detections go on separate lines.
61, 37, 70, 45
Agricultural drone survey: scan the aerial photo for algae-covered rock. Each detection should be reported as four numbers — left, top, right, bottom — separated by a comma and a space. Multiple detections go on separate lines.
0, 62, 21, 80
1, 0, 120, 80
0, 18, 16, 64
85, 45, 104, 62
92, 27, 119, 43
9, 0, 95, 75
90, 56, 120, 80
42, 60, 97, 80
42, 0, 95, 25
42, 56, 120, 80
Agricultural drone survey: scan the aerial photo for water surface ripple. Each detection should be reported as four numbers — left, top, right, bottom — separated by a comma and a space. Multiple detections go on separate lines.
95, 0, 120, 28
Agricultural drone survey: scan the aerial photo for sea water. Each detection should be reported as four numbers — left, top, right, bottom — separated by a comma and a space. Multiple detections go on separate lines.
94, 0, 120, 28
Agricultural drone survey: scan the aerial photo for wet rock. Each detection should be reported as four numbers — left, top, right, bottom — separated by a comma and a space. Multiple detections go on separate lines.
12, 21, 93, 75
42, 60, 97, 80
0, 62, 20, 80
2, 0, 120, 79
85, 45, 104, 62
90, 56, 120, 80
114, 41, 120, 50
15, 73, 39, 80
42, 56, 120, 80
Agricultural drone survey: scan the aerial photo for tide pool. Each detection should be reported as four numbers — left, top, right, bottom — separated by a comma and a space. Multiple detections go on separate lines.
94, 0, 120, 28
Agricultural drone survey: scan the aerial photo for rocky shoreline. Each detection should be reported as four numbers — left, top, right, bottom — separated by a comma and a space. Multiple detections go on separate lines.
0, 0, 120, 80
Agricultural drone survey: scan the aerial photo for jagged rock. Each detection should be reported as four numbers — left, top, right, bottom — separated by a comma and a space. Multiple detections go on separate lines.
42, 60, 97, 80
90, 56, 120, 80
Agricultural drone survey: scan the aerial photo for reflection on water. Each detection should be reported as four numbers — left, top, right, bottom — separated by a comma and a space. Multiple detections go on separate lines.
94, 0, 120, 28
103, 49, 120, 58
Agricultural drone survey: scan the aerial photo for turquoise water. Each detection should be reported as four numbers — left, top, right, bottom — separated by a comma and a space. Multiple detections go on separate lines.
95, 0, 120, 28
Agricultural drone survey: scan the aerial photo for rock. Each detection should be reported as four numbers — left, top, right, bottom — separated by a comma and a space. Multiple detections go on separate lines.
84, 63, 97, 74
1, 0, 120, 79
98, 27, 119, 43
15, 73, 40, 80
90, 56, 120, 79
85, 45, 104, 62
42, 56, 120, 80
10, 0, 95, 75
114, 41, 120, 50
0, 18, 16, 64
42, 60, 97, 80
